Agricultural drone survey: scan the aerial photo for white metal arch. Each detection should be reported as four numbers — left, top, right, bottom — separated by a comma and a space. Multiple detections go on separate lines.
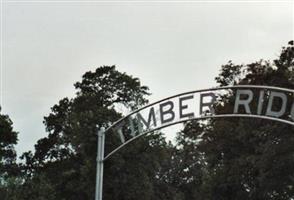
95, 85, 294, 200
104, 85, 294, 160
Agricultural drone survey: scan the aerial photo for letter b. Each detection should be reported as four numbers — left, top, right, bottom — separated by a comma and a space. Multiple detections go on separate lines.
160, 101, 175, 124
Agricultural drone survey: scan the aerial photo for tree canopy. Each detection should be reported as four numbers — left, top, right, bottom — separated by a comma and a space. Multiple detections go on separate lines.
171, 40, 294, 199
18, 65, 174, 200
0, 108, 18, 198
1, 41, 294, 200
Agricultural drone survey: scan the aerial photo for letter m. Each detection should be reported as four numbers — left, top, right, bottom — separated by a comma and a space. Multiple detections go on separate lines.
136, 107, 157, 133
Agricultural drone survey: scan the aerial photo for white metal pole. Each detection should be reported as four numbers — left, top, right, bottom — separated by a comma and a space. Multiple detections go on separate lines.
95, 127, 105, 200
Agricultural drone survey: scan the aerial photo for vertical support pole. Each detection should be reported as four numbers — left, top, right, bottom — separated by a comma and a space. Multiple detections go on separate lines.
95, 127, 105, 200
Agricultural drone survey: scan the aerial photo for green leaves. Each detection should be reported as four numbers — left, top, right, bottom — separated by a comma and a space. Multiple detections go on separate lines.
17, 65, 172, 200
174, 41, 294, 199
4, 41, 294, 199
0, 109, 18, 179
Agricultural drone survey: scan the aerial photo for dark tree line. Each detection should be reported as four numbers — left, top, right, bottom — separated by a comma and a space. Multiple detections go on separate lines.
0, 41, 293, 199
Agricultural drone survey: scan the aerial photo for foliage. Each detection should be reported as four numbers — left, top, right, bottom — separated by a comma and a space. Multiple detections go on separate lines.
0, 108, 19, 199
0, 108, 18, 176
17, 65, 174, 200
173, 41, 294, 199
2, 41, 294, 200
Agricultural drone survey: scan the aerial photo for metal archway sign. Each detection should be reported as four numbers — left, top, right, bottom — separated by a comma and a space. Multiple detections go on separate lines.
95, 85, 294, 200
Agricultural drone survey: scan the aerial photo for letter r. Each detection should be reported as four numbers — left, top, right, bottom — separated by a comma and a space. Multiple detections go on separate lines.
234, 89, 253, 114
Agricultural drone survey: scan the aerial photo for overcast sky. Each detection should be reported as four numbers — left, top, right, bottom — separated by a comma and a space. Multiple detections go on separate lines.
1, 1, 293, 155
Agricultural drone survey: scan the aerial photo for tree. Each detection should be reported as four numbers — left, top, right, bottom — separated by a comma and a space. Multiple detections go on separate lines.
148, 120, 208, 200
16, 41, 294, 199
20, 65, 173, 200
174, 41, 294, 199
0, 108, 19, 198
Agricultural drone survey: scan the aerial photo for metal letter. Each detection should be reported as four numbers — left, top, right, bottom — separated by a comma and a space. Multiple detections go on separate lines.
200, 92, 216, 115
179, 95, 195, 118
234, 89, 253, 114
160, 101, 175, 124
128, 117, 136, 137
266, 91, 287, 117
117, 128, 125, 144
290, 102, 294, 121
257, 90, 265, 115
113, 121, 126, 144
137, 107, 157, 132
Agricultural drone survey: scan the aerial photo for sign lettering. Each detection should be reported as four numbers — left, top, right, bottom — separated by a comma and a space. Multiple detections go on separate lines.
104, 85, 294, 159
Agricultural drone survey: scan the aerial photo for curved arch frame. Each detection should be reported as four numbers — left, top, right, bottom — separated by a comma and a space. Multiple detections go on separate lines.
96, 85, 294, 200
103, 85, 294, 161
